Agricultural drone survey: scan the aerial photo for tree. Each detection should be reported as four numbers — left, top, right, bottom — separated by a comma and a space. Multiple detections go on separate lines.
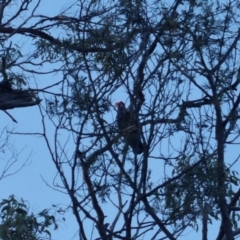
1, 0, 240, 239
0, 195, 57, 240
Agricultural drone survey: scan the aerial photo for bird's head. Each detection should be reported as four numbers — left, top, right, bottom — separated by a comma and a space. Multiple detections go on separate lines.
115, 102, 127, 120
115, 101, 125, 109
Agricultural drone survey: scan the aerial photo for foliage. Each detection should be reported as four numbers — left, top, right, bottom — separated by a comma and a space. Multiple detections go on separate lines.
0, 195, 57, 240
1, 0, 240, 239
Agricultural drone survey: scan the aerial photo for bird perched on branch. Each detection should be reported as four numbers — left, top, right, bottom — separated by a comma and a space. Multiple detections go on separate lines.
115, 101, 144, 154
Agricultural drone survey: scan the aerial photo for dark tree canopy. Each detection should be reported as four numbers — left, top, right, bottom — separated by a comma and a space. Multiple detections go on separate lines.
1, 0, 240, 239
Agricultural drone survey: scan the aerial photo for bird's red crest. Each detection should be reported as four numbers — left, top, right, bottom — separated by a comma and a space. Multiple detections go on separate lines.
115, 101, 125, 108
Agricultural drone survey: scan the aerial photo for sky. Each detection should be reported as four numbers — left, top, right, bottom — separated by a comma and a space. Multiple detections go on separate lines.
0, 0, 79, 239
0, 0, 240, 240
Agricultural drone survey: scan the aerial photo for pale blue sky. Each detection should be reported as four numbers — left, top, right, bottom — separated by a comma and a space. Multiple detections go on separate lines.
0, 0, 79, 239
0, 0, 239, 240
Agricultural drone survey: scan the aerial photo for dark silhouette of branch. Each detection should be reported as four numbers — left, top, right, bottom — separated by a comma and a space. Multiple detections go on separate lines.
3, 110, 17, 123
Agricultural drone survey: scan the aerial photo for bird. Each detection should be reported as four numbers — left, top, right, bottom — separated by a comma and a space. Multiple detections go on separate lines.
115, 101, 144, 154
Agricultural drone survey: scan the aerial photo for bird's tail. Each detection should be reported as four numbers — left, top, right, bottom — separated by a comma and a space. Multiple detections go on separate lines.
128, 137, 144, 155
133, 141, 144, 154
